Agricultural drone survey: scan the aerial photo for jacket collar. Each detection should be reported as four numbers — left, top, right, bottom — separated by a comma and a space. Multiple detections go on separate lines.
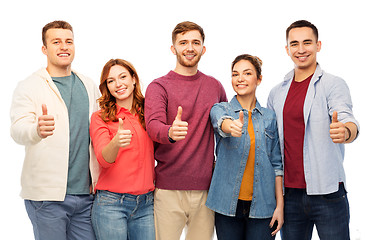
230, 96, 263, 115
283, 63, 324, 86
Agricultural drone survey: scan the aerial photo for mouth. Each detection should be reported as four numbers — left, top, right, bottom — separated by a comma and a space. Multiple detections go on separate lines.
57, 53, 70, 57
184, 53, 196, 60
296, 55, 310, 62
236, 84, 248, 88
116, 87, 127, 94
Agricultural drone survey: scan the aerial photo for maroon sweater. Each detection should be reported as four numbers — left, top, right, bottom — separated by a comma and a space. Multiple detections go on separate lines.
145, 70, 227, 190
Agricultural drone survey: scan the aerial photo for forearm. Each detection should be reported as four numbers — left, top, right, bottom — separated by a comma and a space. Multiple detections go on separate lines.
101, 137, 120, 164
275, 176, 284, 208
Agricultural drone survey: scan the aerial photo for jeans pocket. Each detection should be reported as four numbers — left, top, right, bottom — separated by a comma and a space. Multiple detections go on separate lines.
29, 200, 46, 211
321, 184, 347, 202
96, 191, 122, 206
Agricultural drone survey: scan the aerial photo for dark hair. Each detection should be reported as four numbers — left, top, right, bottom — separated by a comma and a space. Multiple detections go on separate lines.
42, 20, 73, 46
232, 54, 263, 79
172, 21, 205, 44
286, 20, 318, 41
98, 59, 146, 129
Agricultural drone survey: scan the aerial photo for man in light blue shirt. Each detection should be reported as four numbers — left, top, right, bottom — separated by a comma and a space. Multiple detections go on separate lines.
267, 20, 359, 240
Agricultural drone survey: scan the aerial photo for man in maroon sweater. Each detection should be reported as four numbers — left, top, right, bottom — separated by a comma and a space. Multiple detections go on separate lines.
145, 21, 227, 240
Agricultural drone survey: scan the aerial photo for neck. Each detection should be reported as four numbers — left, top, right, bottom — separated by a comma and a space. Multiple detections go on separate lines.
46, 65, 72, 77
116, 96, 134, 113
174, 64, 198, 76
294, 63, 317, 82
236, 94, 256, 111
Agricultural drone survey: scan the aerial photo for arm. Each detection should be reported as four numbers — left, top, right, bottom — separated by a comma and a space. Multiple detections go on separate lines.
270, 176, 284, 236
10, 81, 43, 145
145, 82, 173, 144
327, 76, 359, 143
90, 113, 131, 167
101, 118, 132, 163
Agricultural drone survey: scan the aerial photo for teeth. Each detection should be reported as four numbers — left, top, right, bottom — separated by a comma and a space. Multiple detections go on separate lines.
58, 54, 69, 57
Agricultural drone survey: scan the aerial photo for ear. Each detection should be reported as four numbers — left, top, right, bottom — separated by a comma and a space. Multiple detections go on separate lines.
285, 45, 290, 56
132, 76, 137, 85
201, 46, 206, 55
170, 45, 177, 55
41, 45, 48, 56
317, 40, 322, 52
257, 75, 262, 86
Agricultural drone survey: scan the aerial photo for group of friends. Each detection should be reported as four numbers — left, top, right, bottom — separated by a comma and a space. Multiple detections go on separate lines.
10, 19, 359, 240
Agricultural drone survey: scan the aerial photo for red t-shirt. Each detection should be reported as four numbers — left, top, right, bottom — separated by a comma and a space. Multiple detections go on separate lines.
283, 74, 312, 188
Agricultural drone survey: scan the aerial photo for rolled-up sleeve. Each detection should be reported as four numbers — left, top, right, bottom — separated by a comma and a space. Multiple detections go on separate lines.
90, 112, 114, 168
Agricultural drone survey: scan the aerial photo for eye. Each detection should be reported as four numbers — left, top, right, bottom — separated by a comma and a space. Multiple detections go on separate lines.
107, 79, 114, 84
232, 73, 239, 77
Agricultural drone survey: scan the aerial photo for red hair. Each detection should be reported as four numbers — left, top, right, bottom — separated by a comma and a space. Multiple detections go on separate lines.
98, 59, 146, 129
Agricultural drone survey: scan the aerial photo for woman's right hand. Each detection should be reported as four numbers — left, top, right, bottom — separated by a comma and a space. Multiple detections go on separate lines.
114, 118, 132, 148
230, 111, 244, 137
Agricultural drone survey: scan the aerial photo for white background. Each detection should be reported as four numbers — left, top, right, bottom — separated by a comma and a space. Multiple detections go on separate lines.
1, 0, 366, 239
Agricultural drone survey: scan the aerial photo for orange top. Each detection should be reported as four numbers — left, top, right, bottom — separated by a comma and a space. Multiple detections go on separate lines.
90, 105, 155, 195
238, 111, 255, 201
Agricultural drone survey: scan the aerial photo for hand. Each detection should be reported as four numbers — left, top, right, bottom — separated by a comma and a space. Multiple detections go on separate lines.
37, 104, 55, 138
330, 111, 347, 143
230, 110, 244, 137
114, 118, 132, 148
169, 106, 188, 141
270, 206, 284, 236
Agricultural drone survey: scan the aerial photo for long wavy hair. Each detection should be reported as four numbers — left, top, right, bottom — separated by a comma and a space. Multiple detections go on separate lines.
98, 59, 146, 129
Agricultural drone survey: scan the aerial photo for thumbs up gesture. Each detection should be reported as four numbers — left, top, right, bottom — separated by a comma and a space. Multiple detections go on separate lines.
114, 118, 132, 148
37, 104, 55, 138
230, 110, 244, 137
329, 111, 347, 143
169, 106, 188, 141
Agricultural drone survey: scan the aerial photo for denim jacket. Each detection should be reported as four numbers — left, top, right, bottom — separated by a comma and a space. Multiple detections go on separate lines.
206, 96, 283, 218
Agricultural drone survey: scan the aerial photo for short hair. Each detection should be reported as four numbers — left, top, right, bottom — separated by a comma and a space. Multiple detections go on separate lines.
286, 20, 318, 42
172, 21, 205, 44
42, 20, 73, 46
232, 54, 263, 79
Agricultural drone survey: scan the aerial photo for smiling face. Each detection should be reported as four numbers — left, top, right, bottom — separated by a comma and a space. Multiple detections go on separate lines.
171, 30, 206, 75
106, 65, 136, 110
231, 60, 261, 98
42, 28, 75, 76
286, 27, 321, 75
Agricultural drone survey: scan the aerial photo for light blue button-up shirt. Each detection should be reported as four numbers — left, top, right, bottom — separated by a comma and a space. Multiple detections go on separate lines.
206, 97, 283, 218
267, 64, 360, 195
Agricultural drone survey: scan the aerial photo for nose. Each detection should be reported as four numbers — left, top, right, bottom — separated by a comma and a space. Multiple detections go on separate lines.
60, 42, 68, 50
187, 42, 194, 51
298, 44, 306, 53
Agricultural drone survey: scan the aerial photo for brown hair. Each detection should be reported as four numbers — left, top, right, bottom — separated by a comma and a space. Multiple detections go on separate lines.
98, 59, 146, 129
42, 20, 73, 46
232, 54, 263, 79
286, 20, 319, 42
172, 21, 205, 44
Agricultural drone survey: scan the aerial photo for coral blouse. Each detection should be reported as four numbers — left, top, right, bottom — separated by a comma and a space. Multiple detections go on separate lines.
90, 105, 155, 195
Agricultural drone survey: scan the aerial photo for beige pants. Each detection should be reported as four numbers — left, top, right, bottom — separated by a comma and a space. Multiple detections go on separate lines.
154, 188, 214, 240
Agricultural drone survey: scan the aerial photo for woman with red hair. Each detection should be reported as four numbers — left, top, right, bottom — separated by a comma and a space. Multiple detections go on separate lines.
90, 59, 155, 240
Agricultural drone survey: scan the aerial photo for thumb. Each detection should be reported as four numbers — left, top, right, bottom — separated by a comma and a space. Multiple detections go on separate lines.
42, 104, 48, 115
332, 111, 338, 123
118, 118, 124, 130
175, 106, 183, 121
239, 110, 244, 124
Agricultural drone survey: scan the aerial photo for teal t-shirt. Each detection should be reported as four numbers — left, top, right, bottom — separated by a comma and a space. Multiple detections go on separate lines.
52, 72, 91, 195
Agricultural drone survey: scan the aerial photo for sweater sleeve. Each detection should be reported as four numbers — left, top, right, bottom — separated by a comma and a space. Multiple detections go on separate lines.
10, 80, 42, 146
144, 81, 172, 144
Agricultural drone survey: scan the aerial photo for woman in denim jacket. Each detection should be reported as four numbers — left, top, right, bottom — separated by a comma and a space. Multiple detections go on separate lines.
206, 54, 284, 240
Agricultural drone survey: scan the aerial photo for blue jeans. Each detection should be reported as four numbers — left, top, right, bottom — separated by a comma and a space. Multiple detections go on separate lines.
92, 190, 155, 240
281, 183, 350, 240
215, 200, 275, 240
25, 194, 95, 240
